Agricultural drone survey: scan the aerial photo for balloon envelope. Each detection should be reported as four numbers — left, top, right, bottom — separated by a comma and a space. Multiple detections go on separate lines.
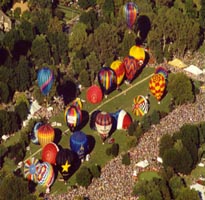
98, 67, 117, 95
70, 131, 89, 159
42, 142, 59, 165
95, 111, 112, 140
123, 2, 139, 29
86, 85, 103, 104
37, 67, 54, 96
129, 45, 145, 64
155, 66, 168, 80
30, 121, 43, 144
37, 124, 55, 148
149, 74, 166, 101
71, 98, 83, 110
132, 95, 149, 116
117, 110, 132, 130
56, 148, 74, 180
110, 60, 125, 87
123, 56, 140, 83
64, 105, 82, 131
24, 157, 41, 183
37, 162, 55, 187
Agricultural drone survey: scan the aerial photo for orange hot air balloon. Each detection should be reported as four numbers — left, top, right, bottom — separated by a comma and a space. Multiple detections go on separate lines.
129, 45, 145, 65
37, 124, 55, 148
86, 85, 103, 104
149, 74, 166, 101
42, 142, 59, 165
110, 60, 125, 87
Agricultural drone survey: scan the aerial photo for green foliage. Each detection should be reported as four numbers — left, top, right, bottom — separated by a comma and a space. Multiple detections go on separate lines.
79, 69, 91, 87
127, 137, 137, 148
149, 110, 160, 125
76, 166, 93, 188
111, 143, 119, 157
159, 134, 174, 158
15, 101, 29, 122
0, 81, 10, 103
176, 187, 201, 200
121, 152, 131, 165
89, 164, 101, 178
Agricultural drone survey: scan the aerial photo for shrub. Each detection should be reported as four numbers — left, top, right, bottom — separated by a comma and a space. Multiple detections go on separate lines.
90, 164, 101, 178
122, 152, 131, 165
111, 143, 119, 157
76, 166, 92, 188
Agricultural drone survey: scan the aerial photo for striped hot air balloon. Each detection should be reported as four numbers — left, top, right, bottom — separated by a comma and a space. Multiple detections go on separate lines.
110, 60, 125, 88
37, 67, 54, 96
37, 162, 55, 188
149, 74, 166, 102
64, 105, 82, 132
155, 66, 168, 80
95, 111, 112, 142
116, 109, 132, 130
24, 157, 40, 183
132, 95, 149, 116
98, 67, 117, 95
30, 121, 43, 144
37, 124, 55, 148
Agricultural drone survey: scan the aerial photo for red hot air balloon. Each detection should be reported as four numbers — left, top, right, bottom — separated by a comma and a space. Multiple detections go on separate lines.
37, 124, 55, 148
117, 109, 132, 130
86, 85, 103, 104
95, 111, 112, 142
123, 56, 140, 83
42, 142, 59, 165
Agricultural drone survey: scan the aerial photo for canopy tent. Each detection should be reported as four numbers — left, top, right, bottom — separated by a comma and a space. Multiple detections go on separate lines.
30, 100, 41, 115
135, 160, 149, 168
190, 183, 205, 200
168, 58, 187, 69
184, 65, 203, 76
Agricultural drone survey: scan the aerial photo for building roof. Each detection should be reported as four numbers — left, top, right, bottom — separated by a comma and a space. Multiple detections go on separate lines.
184, 65, 203, 76
135, 160, 149, 168
29, 100, 41, 115
12, 1, 29, 14
168, 58, 187, 69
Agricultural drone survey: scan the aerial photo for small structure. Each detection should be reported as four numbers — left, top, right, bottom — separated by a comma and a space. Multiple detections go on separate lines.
0, 10, 12, 32
11, 0, 29, 16
135, 159, 149, 168
184, 65, 203, 76
190, 183, 205, 200
168, 58, 187, 69
30, 100, 42, 115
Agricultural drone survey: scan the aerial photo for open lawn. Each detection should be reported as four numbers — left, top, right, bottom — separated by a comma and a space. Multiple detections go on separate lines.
138, 171, 161, 181
3, 66, 172, 194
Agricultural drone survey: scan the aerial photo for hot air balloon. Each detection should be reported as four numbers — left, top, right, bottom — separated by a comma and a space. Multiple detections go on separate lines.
64, 105, 82, 132
149, 74, 166, 102
42, 142, 59, 165
129, 45, 145, 65
86, 85, 103, 104
110, 60, 125, 88
56, 148, 74, 181
123, 56, 140, 83
155, 66, 168, 80
132, 95, 149, 116
30, 121, 43, 144
70, 131, 89, 160
95, 111, 112, 142
24, 157, 41, 183
117, 109, 132, 130
98, 67, 117, 95
89, 110, 101, 130
123, 2, 139, 30
37, 67, 54, 96
37, 162, 55, 188
37, 124, 55, 148
71, 98, 83, 110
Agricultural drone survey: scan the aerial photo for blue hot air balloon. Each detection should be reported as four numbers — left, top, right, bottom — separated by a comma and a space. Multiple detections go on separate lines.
37, 67, 54, 96
70, 131, 89, 160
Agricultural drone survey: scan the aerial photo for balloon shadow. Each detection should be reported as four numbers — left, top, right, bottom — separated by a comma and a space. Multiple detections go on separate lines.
0, 47, 9, 65
76, 110, 90, 131
108, 118, 117, 138
87, 135, 96, 154
89, 110, 101, 130
57, 80, 77, 105
53, 128, 62, 144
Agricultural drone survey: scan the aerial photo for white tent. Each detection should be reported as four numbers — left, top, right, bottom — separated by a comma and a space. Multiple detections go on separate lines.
29, 100, 41, 115
190, 183, 205, 200
135, 160, 149, 168
184, 65, 203, 76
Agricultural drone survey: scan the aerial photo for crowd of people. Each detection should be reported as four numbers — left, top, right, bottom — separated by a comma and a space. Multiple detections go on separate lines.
47, 62, 205, 200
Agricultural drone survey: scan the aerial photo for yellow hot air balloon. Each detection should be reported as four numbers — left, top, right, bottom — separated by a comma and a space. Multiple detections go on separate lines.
110, 60, 125, 87
37, 124, 55, 148
129, 45, 145, 65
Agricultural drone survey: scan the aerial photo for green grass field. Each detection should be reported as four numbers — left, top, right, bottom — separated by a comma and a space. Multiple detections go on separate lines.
138, 171, 161, 181
3, 66, 172, 195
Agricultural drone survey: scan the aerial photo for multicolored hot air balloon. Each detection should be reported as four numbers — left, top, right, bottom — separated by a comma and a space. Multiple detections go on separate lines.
37, 67, 54, 96
86, 85, 103, 104
30, 121, 43, 144
116, 109, 132, 130
95, 111, 112, 142
98, 67, 117, 95
71, 98, 83, 110
37, 162, 55, 188
42, 142, 59, 165
129, 45, 145, 65
56, 148, 74, 181
123, 56, 140, 83
64, 105, 82, 132
149, 74, 166, 102
155, 66, 168, 80
37, 124, 55, 148
123, 2, 139, 30
70, 131, 89, 160
132, 95, 149, 116
24, 157, 40, 183
110, 60, 125, 88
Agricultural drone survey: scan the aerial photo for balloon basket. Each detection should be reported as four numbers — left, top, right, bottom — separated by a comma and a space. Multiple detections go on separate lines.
158, 101, 161, 105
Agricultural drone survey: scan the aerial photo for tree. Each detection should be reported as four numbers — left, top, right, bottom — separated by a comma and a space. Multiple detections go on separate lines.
15, 101, 28, 122
150, 110, 160, 125
0, 110, 11, 136
122, 152, 131, 165
79, 69, 90, 87
169, 175, 185, 199
0, 174, 36, 200
159, 134, 174, 158
200, 0, 205, 28
176, 188, 201, 200
0, 81, 10, 103
89, 164, 101, 178
102, 0, 115, 16
76, 166, 92, 188
167, 73, 194, 105
111, 143, 119, 157
9, 111, 20, 133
